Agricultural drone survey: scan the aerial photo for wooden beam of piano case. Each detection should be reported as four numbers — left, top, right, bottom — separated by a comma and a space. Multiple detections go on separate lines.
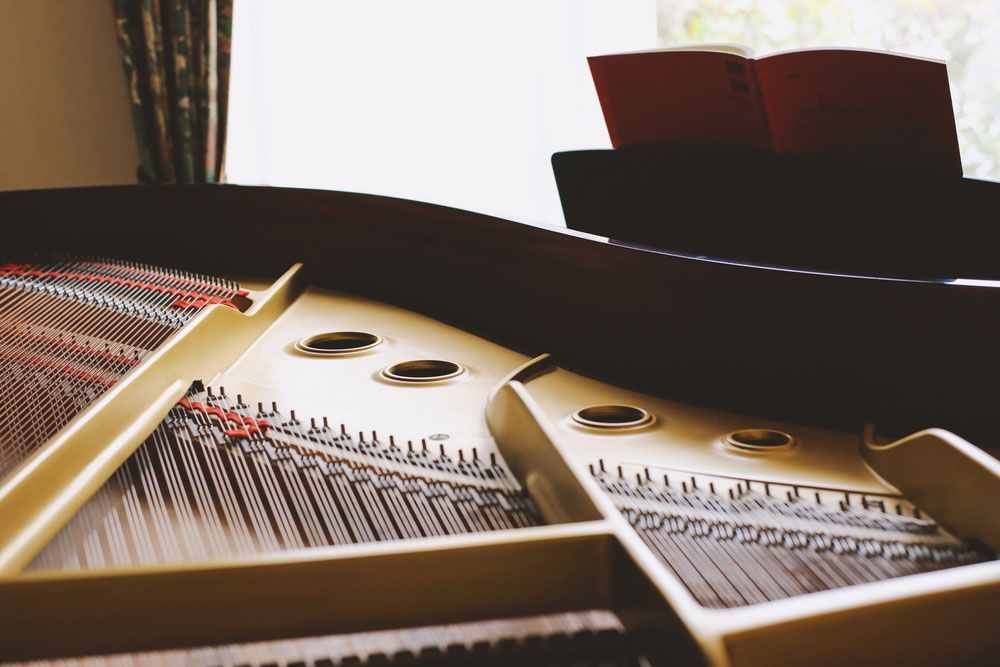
3, 185, 1000, 446
0, 524, 615, 661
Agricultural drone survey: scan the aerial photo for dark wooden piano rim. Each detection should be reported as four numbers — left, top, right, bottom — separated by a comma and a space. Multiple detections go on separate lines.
2, 184, 998, 445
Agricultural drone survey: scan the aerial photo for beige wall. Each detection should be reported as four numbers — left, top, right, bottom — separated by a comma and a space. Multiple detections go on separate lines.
0, 0, 140, 191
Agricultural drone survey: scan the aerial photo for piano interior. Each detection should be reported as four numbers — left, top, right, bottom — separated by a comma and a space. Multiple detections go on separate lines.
1, 185, 1000, 666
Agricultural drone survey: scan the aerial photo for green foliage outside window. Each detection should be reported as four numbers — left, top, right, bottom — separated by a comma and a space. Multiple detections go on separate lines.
658, 0, 1000, 180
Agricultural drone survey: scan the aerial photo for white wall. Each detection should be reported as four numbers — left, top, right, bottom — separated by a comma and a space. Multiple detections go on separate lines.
0, 0, 140, 191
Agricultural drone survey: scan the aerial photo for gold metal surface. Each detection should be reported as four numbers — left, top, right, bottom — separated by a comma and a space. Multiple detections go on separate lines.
1, 267, 999, 666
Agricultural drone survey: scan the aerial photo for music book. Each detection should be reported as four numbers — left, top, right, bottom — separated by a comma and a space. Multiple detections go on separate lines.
588, 45, 963, 175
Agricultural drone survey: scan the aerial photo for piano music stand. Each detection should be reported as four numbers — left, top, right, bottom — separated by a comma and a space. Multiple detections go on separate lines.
553, 147, 998, 280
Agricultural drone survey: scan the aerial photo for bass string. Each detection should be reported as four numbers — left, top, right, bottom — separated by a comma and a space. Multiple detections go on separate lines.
0, 258, 244, 478
0, 256, 242, 367
0, 289, 161, 457
0, 258, 222, 387
27, 388, 541, 572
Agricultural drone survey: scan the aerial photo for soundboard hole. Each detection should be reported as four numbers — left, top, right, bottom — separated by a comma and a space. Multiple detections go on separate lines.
383, 359, 464, 382
297, 331, 382, 354
726, 429, 794, 451
573, 405, 651, 429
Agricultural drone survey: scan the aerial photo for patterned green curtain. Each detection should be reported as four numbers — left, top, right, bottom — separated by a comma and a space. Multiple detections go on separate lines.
111, 0, 234, 184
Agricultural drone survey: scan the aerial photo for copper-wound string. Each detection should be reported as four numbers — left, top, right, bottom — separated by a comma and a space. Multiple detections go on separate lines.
0, 257, 245, 479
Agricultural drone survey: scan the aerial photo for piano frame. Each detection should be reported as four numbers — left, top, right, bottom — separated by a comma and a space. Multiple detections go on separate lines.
2, 185, 1000, 665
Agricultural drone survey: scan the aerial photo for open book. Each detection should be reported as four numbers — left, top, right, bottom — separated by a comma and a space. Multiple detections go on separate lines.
588, 45, 962, 175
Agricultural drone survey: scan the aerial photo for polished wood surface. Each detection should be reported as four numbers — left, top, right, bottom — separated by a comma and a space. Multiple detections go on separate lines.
3, 184, 999, 444
553, 147, 1000, 280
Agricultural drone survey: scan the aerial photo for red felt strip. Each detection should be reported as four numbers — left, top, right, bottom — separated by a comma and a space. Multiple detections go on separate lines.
1, 329, 139, 365
0, 267, 241, 311
0, 349, 115, 386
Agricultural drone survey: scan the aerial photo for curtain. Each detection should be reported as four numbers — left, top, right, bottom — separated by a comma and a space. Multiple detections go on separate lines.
111, 0, 234, 184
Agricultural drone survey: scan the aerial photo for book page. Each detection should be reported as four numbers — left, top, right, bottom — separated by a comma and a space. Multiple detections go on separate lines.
756, 49, 962, 174
588, 50, 770, 150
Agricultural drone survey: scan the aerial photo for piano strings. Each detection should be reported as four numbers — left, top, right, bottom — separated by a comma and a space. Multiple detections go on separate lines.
28, 385, 541, 571
593, 463, 994, 608
0, 258, 246, 481
5, 610, 653, 667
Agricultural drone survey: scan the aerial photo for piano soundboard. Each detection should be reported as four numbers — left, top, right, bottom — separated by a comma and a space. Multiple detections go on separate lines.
2, 186, 1000, 667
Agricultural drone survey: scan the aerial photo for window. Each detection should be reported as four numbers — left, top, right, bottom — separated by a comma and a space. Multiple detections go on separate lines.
227, 1, 999, 225
226, 1, 656, 225
658, 0, 1000, 182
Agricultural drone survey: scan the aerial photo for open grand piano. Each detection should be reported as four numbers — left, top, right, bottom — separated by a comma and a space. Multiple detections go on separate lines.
2, 183, 1000, 666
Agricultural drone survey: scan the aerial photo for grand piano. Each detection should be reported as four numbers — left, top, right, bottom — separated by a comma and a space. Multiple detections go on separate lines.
1, 176, 999, 666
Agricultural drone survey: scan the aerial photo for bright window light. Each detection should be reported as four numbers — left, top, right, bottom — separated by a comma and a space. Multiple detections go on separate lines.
226, 1, 657, 225
227, 1, 999, 226
658, 0, 1000, 183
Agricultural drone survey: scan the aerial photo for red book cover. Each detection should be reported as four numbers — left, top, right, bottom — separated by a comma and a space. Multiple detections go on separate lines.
756, 48, 961, 174
589, 46, 962, 175
588, 47, 771, 152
